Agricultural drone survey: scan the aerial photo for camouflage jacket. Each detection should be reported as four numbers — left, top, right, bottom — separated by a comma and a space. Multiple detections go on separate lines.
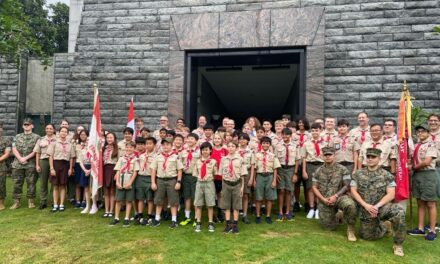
11, 133, 40, 169
0, 136, 11, 172
312, 163, 350, 197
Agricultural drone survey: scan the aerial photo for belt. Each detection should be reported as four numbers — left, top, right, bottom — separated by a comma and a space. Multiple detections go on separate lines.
257, 172, 272, 177
339, 161, 354, 166
307, 161, 323, 165
223, 180, 240, 186
158, 177, 177, 181
281, 165, 294, 169
138, 174, 151, 177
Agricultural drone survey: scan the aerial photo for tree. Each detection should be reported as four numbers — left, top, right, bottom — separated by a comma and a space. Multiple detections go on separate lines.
50, 2, 69, 53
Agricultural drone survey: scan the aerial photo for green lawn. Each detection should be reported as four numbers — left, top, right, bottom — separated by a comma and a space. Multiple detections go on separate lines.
0, 177, 439, 264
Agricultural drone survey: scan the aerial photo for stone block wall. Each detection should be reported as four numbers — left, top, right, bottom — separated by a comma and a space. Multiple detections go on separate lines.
0, 58, 19, 136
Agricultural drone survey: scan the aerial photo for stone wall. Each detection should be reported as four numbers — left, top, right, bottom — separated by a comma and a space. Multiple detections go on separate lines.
53, 53, 77, 125
55, 0, 440, 132
0, 58, 19, 136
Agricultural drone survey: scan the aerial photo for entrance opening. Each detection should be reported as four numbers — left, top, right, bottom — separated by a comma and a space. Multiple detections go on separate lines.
185, 49, 306, 129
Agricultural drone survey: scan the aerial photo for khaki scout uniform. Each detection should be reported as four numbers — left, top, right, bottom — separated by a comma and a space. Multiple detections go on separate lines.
197, 136, 213, 147
272, 135, 284, 149
320, 129, 338, 145
301, 138, 326, 189
275, 141, 299, 191
33, 136, 57, 204
150, 151, 184, 206
47, 139, 76, 161
329, 135, 359, 173
411, 139, 438, 201
359, 138, 397, 170
135, 151, 156, 201
114, 154, 139, 202
0, 136, 11, 200
253, 150, 281, 201
429, 129, 440, 169
192, 128, 205, 140
11, 132, 40, 201
181, 146, 200, 201
219, 154, 247, 210
348, 126, 371, 146
383, 133, 398, 146
293, 131, 310, 148
193, 157, 217, 207
238, 146, 254, 194
118, 140, 132, 156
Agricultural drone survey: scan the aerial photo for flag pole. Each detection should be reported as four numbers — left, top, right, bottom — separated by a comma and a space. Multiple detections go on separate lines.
403, 80, 414, 228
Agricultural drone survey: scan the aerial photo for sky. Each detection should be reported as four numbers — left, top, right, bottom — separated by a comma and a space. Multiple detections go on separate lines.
46, 0, 70, 6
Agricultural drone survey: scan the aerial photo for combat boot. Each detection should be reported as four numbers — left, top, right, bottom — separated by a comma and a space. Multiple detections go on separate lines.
393, 244, 404, 257
28, 199, 36, 209
0, 199, 5, 210
347, 225, 357, 242
10, 199, 20, 210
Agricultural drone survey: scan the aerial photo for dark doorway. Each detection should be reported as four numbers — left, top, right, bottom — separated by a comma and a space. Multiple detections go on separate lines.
185, 49, 306, 129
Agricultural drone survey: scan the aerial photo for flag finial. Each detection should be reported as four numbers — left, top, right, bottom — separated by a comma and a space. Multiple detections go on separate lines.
93, 83, 97, 89
403, 80, 407, 92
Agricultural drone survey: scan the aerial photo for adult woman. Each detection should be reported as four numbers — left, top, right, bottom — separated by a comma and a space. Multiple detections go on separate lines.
245, 116, 261, 138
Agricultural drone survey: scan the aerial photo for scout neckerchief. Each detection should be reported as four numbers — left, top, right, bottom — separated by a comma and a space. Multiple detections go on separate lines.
238, 147, 247, 158
257, 143, 262, 152
227, 155, 235, 178
162, 151, 174, 171
142, 151, 152, 171
413, 141, 427, 167
312, 138, 324, 157
185, 146, 198, 169
339, 134, 348, 151
262, 151, 268, 172
104, 145, 113, 163
59, 139, 68, 156
371, 141, 380, 149
121, 153, 136, 174
325, 131, 334, 143
360, 129, 367, 144
431, 133, 436, 141
298, 132, 305, 147
200, 158, 211, 180
284, 142, 290, 165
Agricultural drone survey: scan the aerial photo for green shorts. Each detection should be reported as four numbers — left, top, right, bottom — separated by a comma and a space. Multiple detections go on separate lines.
243, 173, 252, 194
305, 163, 322, 189
115, 187, 135, 202
154, 177, 179, 206
255, 173, 277, 201
277, 166, 294, 191
221, 181, 242, 210
436, 167, 440, 197
182, 173, 197, 200
135, 175, 153, 201
194, 181, 216, 207
412, 170, 438, 202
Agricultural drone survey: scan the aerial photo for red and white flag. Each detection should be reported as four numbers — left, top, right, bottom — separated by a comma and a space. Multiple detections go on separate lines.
88, 87, 103, 196
127, 97, 135, 140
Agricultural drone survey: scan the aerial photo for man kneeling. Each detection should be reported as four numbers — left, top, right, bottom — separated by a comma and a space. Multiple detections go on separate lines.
312, 147, 357, 241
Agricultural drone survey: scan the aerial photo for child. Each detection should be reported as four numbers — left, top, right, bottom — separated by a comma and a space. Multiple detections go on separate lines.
173, 134, 185, 154
150, 138, 184, 228
193, 142, 217, 232
155, 128, 167, 153
211, 133, 228, 222
262, 119, 276, 141
109, 141, 139, 227
251, 137, 281, 224
133, 137, 147, 222
219, 141, 247, 234
237, 133, 254, 224
77, 130, 95, 214
137, 137, 157, 226
199, 124, 214, 146
102, 132, 119, 218
180, 133, 200, 226
118, 127, 134, 156
250, 127, 266, 153
48, 127, 76, 212
272, 120, 285, 148
275, 128, 299, 221
140, 127, 151, 139
74, 129, 89, 210
330, 119, 358, 174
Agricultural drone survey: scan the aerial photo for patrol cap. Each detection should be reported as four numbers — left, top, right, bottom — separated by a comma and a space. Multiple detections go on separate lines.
366, 148, 382, 157
322, 146, 336, 155
161, 138, 173, 145
414, 125, 428, 132
23, 118, 33, 125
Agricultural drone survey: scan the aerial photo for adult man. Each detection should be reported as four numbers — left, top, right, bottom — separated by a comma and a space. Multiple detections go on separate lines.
312, 147, 357, 241
351, 148, 406, 257
226, 119, 235, 134
320, 116, 338, 144
428, 114, 440, 173
153, 116, 170, 141
349, 112, 371, 146
10, 118, 40, 209
192, 115, 207, 139
134, 117, 144, 138
0, 122, 11, 210
383, 119, 397, 146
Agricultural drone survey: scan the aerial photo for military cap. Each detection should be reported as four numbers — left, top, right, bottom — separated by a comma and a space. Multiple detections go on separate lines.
322, 146, 336, 155
366, 148, 382, 157
414, 125, 428, 132
23, 118, 33, 125
161, 138, 173, 145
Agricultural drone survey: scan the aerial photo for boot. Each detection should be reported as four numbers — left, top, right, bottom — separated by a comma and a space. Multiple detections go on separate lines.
347, 225, 357, 242
28, 199, 36, 209
0, 199, 5, 210
10, 199, 20, 210
393, 244, 404, 257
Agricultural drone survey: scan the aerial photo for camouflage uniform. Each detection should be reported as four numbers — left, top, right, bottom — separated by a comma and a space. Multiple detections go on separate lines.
11, 132, 40, 200
313, 163, 357, 230
351, 167, 406, 245
0, 136, 11, 199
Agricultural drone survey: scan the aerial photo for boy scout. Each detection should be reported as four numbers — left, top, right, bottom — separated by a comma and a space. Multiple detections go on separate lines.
272, 120, 285, 148
237, 133, 254, 224
109, 141, 139, 227
275, 128, 299, 221
262, 120, 276, 141
193, 142, 218, 232
351, 148, 406, 257
358, 124, 397, 174
150, 138, 184, 229
180, 133, 200, 226
407, 125, 438, 241
220, 141, 247, 234
348, 112, 371, 146
0, 123, 11, 210
118, 127, 134, 156
198, 124, 214, 146
251, 137, 281, 224
329, 119, 359, 174
10, 118, 40, 209
312, 147, 357, 242
320, 116, 338, 145
302, 123, 326, 219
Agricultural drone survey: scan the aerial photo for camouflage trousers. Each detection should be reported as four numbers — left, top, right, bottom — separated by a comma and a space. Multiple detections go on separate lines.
12, 168, 37, 200
358, 203, 406, 245
0, 172, 6, 199
318, 195, 357, 230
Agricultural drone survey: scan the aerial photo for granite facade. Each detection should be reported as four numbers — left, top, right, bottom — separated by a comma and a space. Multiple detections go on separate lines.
0, 58, 19, 136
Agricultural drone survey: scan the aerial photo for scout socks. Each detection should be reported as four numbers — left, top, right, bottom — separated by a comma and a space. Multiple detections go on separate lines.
185, 210, 191, 219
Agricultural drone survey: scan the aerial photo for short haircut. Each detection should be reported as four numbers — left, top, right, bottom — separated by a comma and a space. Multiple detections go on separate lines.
161, 139, 172, 145
281, 127, 292, 135
140, 127, 150, 133
286, 121, 297, 128
59, 127, 68, 133
135, 137, 146, 144
384, 119, 396, 126
262, 119, 272, 125
125, 141, 136, 147
159, 128, 167, 133
123, 127, 134, 135
177, 118, 185, 123
256, 127, 265, 132
200, 142, 213, 151
325, 115, 336, 122
370, 123, 382, 130
357, 112, 368, 118
337, 119, 350, 127
281, 114, 291, 120
428, 114, 439, 120
174, 134, 184, 141
187, 132, 199, 141
145, 137, 157, 145
260, 136, 272, 145
238, 133, 250, 141
310, 123, 322, 130
203, 124, 214, 131
232, 130, 242, 138
217, 126, 226, 133
227, 141, 239, 147
166, 129, 176, 137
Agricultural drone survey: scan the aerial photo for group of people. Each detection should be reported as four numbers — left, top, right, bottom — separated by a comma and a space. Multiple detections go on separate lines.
1, 112, 440, 257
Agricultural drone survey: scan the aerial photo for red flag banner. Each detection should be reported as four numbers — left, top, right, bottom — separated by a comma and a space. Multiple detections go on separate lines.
88, 86, 103, 196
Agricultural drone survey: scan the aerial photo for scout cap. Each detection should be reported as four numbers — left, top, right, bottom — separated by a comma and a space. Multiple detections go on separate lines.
414, 125, 428, 132
161, 138, 173, 145
366, 148, 382, 157
322, 146, 336, 155
23, 118, 33, 125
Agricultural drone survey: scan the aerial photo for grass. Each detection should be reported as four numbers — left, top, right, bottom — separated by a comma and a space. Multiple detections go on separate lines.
0, 177, 439, 264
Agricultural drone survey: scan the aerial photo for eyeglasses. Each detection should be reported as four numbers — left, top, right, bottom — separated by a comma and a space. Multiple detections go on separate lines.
428, 120, 439, 123
23, 123, 31, 126
383, 124, 393, 127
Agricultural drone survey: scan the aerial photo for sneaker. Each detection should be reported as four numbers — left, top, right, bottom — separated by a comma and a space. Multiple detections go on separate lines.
293, 202, 300, 213
242, 215, 250, 224
134, 213, 141, 220
265, 216, 273, 224
74, 202, 81, 209
123, 219, 130, 227
89, 205, 98, 215
232, 224, 239, 234
393, 244, 404, 257
69, 199, 76, 206
224, 222, 233, 233
80, 201, 86, 209
407, 228, 426, 236
208, 222, 215, 233
140, 218, 149, 226
239, 210, 243, 216
285, 212, 294, 221
169, 221, 178, 229
314, 209, 320, 219
147, 218, 153, 226
109, 219, 120, 226
255, 217, 261, 224
102, 213, 109, 218
195, 222, 202, 233
51, 206, 58, 213
425, 231, 437, 241
151, 219, 161, 228
424, 224, 431, 232
276, 214, 284, 222
306, 209, 315, 219
180, 217, 192, 226
81, 207, 89, 214
108, 213, 113, 218
59, 205, 65, 212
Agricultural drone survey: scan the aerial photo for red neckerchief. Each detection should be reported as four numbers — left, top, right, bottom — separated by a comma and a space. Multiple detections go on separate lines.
121, 153, 136, 173
238, 148, 247, 158
227, 156, 235, 177
372, 141, 380, 149
413, 141, 427, 166
185, 146, 198, 169
431, 134, 436, 141
162, 152, 174, 171
200, 158, 211, 180
261, 151, 268, 172
360, 129, 367, 144
339, 134, 348, 151
299, 133, 305, 147
284, 143, 290, 164
59, 140, 68, 156
104, 145, 113, 163
141, 151, 153, 171
312, 138, 324, 156
257, 143, 262, 152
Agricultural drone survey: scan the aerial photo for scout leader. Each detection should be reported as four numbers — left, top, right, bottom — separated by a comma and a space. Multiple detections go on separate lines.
329, 119, 359, 174
348, 112, 371, 146
150, 138, 184, 229
137, 137, 157, 226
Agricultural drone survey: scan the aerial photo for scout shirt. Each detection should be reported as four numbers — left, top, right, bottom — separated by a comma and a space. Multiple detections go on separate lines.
198, 136, 213, 146
265, 131, 276, 141
293, 131, 310, 148
219, 154, 248, 182
383, 133, 398, 146
33, 135, 57, 160
150, 151, 184, 178
181, 145, 200, 175
114, 154, 139, 186
46, 139, 76, 161
348, 126, 371, 146
301, 137, 326, 163
11, 132, 40, 169
103, 145, 119, 165
56, 131, 75, 143
0, 136, 11, 173
320, 129, 338, 145
412, 139, 437, 171
192, 127, 205, 140
193, 157, 217, 182
117, 140, 131, 156
211, 146, 228, 181
237, 146, 254, 171
329, 134, 359, 163
138, 151, 156, 176
429, 128, 440, 166
358, 138, 397, 167
276, 140, 300, 166
254, 150, 281, 174
75, 142, 91, 165
272, 134, 284, 148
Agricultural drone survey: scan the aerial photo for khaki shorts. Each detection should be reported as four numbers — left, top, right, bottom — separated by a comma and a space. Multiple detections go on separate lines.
243, 173, 252, 194
115, 187, 135, 202
221, 181, 242, 210
135, 176, 153, 201
182, 173, 197, 200
412, 170, 438, 202
255, 173, 277, 201
277, 166, 294, 191
194, 181, 216, 207
154, 177, 179, 206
